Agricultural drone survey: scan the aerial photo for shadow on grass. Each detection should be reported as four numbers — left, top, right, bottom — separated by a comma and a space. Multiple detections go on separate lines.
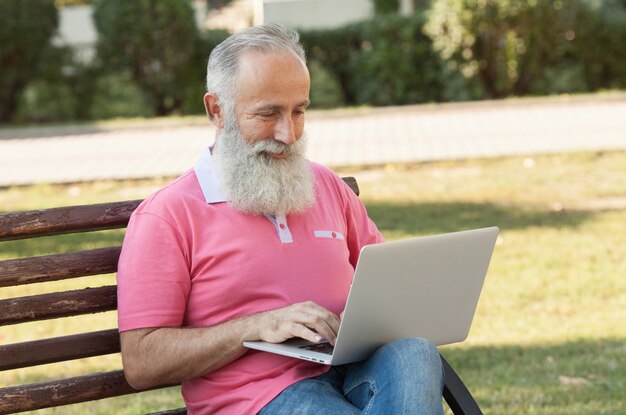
0, 124, 107, 140
441, 338, 625, 414
365, 201, 594, 236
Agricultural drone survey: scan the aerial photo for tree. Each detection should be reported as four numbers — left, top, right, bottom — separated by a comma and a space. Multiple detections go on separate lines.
0, 0, 58, 123
574, 0, 626, 90
93, 0, 201, 116
425, 0, 586, 98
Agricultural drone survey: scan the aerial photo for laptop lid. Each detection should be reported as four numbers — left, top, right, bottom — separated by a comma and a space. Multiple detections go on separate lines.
329, 226, 498, 365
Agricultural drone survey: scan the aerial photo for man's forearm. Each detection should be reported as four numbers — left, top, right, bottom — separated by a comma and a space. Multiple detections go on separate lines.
120, 301, 341, 390
120, 316, 255, 390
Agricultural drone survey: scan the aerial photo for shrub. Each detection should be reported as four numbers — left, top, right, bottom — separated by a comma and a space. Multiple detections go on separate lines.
90, 72, 153, 120
302, 14, 445, 107
301, 25, 362, 105
372, 0, 434, 14
14, 46, 75, 123
0, 0, 58, 123
424, 0, 588, 98
348, 14, 444, 105
308, 61, 345, 109
14, 44, 110, 123
181, 29, 230, 115
93, 0, 201, 116
574, 0, 626, 90
373, 0, 401, 14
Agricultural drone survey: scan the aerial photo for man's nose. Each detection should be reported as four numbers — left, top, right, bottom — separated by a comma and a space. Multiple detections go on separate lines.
273, 115, 297, 145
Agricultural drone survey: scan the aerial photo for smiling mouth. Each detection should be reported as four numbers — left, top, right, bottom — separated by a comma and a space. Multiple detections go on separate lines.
262, 151, 288, 160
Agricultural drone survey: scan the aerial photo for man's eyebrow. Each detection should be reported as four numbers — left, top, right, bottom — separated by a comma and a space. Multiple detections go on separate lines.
298, 100, 311, 108
253, 100, 310, 112
253, 104, 282, 113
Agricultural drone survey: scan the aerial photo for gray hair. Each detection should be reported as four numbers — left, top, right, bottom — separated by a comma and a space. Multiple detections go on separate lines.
206, 24, 306, 120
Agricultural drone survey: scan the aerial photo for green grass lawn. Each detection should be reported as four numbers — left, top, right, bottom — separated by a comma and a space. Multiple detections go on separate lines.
1, 151, 625, 414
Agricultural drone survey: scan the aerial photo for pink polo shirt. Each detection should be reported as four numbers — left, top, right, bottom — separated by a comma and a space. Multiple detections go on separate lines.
117, 149, 383, 415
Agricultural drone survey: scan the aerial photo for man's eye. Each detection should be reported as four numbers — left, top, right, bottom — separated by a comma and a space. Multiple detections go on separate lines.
259, 113, 276, 119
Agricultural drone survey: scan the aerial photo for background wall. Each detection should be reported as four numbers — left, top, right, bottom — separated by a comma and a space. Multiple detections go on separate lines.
262, 0, 373, 29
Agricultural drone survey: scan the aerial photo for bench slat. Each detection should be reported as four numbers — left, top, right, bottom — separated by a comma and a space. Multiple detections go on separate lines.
0, 200, 142, 241
0, 370, 180, 414
0, 286, 117, 326
0, 329, 120, 371
0, 247, 121, 288
0, 370, 137, 414
145, 409, 187, 415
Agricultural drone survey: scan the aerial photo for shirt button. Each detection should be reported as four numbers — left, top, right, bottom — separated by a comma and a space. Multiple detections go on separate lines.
279, 223, 286, 230
332, 232, 337, 238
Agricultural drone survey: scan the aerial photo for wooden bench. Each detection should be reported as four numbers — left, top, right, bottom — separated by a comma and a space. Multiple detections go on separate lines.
0, 177, 483, 414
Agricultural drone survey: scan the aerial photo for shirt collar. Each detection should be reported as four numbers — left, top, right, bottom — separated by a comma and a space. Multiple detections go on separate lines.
194, 147, 228, 204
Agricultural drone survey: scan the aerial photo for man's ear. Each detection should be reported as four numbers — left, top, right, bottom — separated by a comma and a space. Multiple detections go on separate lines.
203, 93, 225, 129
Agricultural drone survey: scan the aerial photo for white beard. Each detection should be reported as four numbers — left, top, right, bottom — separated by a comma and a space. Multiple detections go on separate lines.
212, 124, 315, 216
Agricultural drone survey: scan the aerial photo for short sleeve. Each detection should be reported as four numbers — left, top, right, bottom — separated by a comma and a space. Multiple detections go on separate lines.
117, 211, 191, 332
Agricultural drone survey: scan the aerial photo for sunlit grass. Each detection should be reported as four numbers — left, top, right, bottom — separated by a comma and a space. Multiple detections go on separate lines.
1, 150, 625, 414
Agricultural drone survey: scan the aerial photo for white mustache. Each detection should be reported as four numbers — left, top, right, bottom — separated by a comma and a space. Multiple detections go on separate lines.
250, 139, 298, 157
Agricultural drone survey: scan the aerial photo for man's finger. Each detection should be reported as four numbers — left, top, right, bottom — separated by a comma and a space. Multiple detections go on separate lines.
288, 323, 322, 344
305, 320, 337, 345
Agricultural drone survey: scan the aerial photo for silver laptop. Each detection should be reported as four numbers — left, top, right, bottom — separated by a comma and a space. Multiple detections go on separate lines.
243, 226, 499, 365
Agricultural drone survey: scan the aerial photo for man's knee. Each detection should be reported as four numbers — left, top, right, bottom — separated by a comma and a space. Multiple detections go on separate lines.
377, 337, 443, 382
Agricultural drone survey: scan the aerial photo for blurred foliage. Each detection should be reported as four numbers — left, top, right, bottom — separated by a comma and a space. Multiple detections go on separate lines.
93, 0, 201, 116
308, 61, 344, 108
19, 45, 102, 123
424, 0, 626, 98
373, 0, 401, 14
89, 72, 153, 119
346, 14, 444, 105
372, 0, 432, 14
15, 47, 151, 123
574, 0, 626, 90
302, 13, 456, 106
4, 0, 625, 124
181, 29, 230, 115
300, 25, 362, 105
207, 0, 235, 10
11, 13, 228, 123
425, 0, 576, 98
0, 0, 58, 123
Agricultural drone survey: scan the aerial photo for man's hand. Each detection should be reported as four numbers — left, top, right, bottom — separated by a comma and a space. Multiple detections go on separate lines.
251, 301, 341, 345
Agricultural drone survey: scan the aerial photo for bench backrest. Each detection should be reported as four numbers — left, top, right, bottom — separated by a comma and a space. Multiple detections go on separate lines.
0, 178, 359, 415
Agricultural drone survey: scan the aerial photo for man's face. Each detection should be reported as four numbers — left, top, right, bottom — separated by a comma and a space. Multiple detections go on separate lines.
228, 50, 311, 157
210, 51, 315, 216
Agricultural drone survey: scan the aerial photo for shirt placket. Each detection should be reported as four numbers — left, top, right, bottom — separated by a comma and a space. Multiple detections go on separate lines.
266, 214, 293, 244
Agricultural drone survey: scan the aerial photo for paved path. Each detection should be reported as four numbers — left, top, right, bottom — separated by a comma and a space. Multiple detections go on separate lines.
1, 94, 625, 186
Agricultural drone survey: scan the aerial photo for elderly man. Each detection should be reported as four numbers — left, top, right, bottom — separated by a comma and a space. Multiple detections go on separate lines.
117, 25, 444, 415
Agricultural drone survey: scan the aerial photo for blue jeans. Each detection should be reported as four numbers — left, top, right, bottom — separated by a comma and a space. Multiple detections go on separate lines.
258, 338, 445, 415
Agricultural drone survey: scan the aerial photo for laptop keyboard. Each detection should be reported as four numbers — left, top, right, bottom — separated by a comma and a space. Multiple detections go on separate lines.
300, 342, 334, 355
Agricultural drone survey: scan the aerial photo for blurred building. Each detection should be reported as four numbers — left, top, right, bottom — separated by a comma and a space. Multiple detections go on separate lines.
54, 4, 98, 63
204, 0, 374, 32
